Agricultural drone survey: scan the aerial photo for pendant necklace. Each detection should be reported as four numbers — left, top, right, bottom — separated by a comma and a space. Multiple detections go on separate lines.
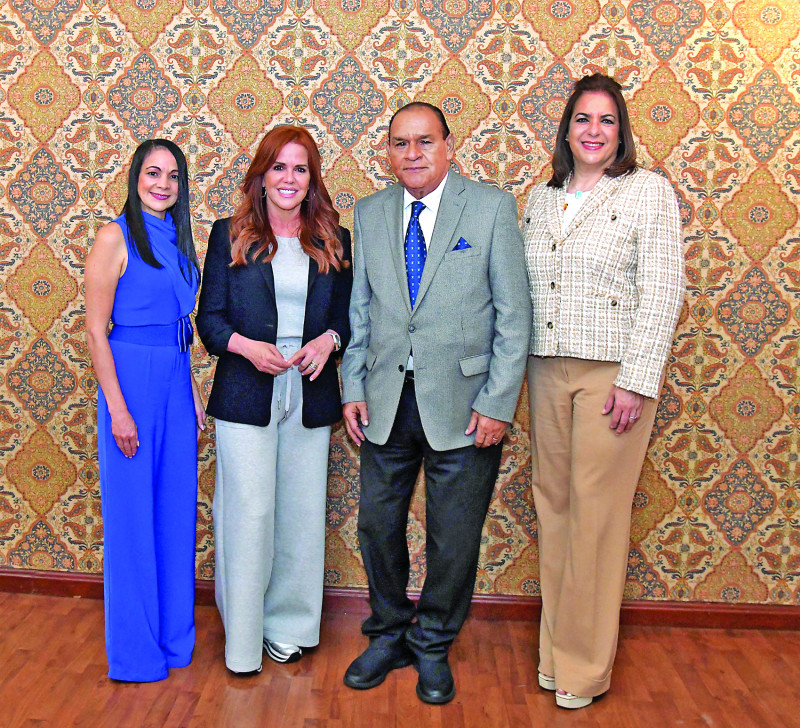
563, 189, 584, 211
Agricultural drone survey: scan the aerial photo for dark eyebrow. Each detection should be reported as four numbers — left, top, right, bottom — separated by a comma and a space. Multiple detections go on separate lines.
146, 164, 180, 174
574, 112, 616, 120
390, 133, 433, 143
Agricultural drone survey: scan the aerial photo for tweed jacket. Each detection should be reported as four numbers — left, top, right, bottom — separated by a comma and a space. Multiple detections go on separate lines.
522, 168, 685, 399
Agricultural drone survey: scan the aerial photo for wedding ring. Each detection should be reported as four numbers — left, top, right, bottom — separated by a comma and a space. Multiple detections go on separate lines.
308, 361, 319, 371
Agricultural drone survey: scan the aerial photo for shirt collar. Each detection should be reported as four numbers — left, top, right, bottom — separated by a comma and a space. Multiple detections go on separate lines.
403, 172, 449, 217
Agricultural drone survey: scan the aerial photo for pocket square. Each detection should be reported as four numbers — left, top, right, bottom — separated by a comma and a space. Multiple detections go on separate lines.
452, 237, 471, 251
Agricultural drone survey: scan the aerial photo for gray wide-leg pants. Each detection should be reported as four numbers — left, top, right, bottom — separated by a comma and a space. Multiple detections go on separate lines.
213, 341, 331, 672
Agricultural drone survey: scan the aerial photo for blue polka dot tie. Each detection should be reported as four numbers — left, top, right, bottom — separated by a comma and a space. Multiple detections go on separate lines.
405, 200, 426, 308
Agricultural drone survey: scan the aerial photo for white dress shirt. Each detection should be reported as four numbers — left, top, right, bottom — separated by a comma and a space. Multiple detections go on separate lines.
403, 172, 449, 370
402, 172, 449, 251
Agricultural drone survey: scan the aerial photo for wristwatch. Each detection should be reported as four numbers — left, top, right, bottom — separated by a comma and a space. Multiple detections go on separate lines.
325, 329, 341, 352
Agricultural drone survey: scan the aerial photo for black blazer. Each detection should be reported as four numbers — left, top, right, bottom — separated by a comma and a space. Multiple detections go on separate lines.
196, 218, 353, 428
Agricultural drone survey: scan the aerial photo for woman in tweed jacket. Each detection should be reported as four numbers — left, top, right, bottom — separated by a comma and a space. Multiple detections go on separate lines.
522, 74, 684, 709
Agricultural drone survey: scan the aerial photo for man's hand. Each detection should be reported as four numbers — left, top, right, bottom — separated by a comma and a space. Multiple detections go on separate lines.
466, 410, 508, 448
343, 401, 369, 445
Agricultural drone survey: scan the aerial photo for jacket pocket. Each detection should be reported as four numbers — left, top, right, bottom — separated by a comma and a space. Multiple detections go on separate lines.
459, 352, 491, 376
366, 350, 378, 371
444, 245, 481, 260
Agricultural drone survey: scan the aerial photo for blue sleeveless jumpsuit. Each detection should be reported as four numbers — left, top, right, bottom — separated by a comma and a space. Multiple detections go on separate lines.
97, 211, 199, 682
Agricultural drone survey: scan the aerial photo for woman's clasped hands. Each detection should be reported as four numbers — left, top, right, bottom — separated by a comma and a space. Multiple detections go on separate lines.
240, 334, 335, 381
288, 333, 336, 381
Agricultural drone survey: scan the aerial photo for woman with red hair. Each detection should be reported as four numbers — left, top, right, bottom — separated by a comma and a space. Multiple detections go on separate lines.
197, 126, 352, 673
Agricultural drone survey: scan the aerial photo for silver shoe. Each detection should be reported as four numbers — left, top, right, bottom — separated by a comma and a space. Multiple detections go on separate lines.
264, 639, 302, 664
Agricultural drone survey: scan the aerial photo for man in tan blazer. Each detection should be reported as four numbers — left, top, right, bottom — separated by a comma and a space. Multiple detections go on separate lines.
340, 102, 531, 704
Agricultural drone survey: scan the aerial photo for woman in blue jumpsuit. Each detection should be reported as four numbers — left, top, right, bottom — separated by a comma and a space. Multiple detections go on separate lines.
85, 139, 204, 682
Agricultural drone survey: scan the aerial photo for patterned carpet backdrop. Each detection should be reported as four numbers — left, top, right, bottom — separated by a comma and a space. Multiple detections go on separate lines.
0, 0, 799, 605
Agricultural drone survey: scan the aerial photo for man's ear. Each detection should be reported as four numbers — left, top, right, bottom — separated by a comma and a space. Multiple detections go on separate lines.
445, 133, 456, 159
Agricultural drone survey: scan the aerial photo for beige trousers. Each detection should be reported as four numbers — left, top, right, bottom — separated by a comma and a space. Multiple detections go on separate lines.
527, 356, 659, 698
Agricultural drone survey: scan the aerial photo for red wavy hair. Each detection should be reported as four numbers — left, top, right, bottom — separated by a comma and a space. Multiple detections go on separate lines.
229, 125, 346, 273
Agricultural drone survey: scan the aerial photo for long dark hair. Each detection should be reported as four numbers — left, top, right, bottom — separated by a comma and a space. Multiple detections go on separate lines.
230, 125, 345, 273
548, 74, 637, 188
122, 139, 200, 285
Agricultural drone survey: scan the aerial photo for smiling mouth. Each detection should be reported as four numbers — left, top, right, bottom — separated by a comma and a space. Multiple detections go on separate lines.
151, 193, 171, 200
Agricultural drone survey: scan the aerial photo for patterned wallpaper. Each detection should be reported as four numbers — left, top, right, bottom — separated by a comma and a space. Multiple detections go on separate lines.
0, 0, 799, 605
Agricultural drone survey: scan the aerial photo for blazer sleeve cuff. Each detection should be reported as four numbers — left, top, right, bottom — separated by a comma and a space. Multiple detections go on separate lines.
470, 392, 518, 424
196, 321, 235, 357
341, 379, 366, 404
613, 366, 664, 400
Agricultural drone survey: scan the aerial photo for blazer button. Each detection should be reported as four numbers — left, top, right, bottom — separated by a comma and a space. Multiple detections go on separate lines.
398, 365, 405, 372
525, 217, 531, 224
551, 243, 556, 251
547, 321, 553, 329
550, 281, 555, 290
611, 213, 617, 221
611, 299, 618, 306
408, 324, 416, 333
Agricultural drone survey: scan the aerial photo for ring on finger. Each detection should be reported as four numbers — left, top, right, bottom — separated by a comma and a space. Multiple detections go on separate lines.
308, 361, 319, 371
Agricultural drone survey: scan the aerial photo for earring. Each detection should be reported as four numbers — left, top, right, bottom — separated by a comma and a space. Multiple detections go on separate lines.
261, 187, 267, 199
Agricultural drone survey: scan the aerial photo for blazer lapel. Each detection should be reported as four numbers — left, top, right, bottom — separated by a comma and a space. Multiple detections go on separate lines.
384, 186, 413, 314
563, 174, 618, 239
254, 250, 276, 307
546, 185, 564, 241
414, 173, 465, 309
306, 244, 320, 296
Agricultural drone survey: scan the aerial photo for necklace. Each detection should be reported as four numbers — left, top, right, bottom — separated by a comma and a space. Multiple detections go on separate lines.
563, 189, 585, 211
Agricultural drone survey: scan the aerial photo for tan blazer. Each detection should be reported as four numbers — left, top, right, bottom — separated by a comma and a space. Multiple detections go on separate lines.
522, 168, 685, 399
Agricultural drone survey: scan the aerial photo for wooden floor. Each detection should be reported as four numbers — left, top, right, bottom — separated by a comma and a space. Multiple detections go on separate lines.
1, 592, 799, 728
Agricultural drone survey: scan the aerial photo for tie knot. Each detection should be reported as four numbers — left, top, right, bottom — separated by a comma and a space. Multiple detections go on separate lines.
410, 201, 425, 219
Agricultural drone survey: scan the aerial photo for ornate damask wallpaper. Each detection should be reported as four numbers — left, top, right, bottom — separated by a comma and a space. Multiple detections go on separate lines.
0, 0, 799, 605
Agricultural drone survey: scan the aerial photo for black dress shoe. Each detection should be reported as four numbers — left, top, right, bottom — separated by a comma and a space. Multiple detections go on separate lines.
416, 658, 455, 704
343, 643, 414, 690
